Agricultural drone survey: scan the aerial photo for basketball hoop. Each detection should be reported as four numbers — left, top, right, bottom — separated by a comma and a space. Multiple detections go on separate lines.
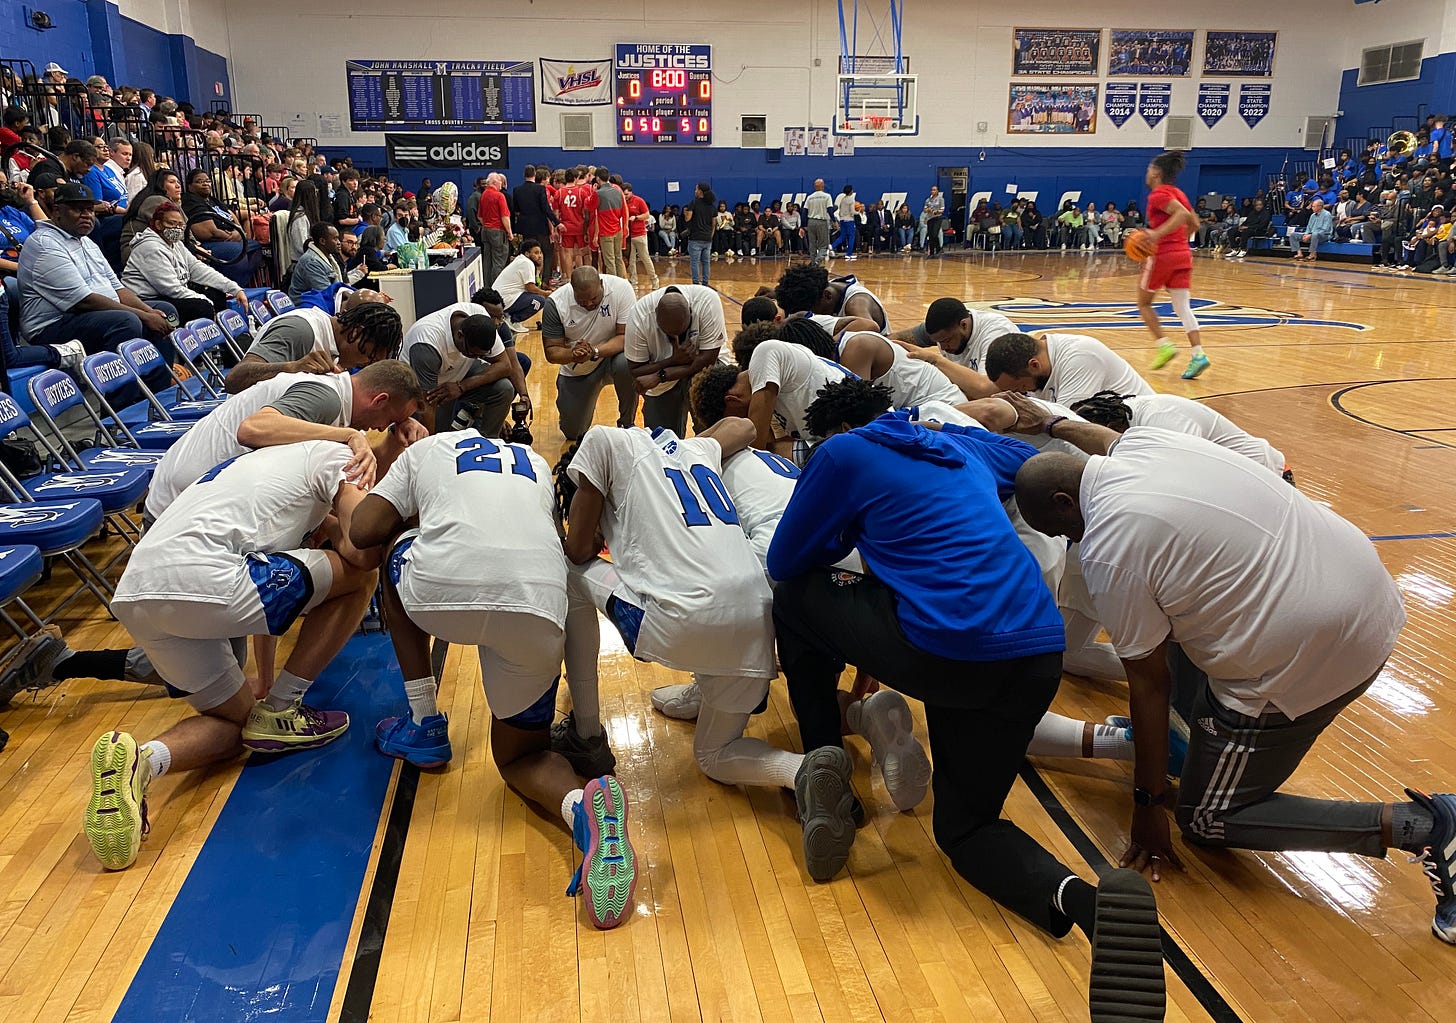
866, 115, 893, 137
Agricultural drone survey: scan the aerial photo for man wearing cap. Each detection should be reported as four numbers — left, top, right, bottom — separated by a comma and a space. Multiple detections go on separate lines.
17, 181, 178, 383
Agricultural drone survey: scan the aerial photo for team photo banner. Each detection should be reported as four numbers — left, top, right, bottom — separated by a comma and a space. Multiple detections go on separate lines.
1108, 30, 1194, 77
1204, 31, 1277, 77
1012, 29, 1102, 77
540, 58, 612, 105
1008, 84, 1098, 134
385, 132, 509, 169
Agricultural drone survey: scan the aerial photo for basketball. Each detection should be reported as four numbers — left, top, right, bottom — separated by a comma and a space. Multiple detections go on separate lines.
1124, 229, 1156, 261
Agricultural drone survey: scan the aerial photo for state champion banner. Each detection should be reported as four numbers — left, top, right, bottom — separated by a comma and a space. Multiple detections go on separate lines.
1138, 83, 1171, 128
540, 58, 613, 105
1239, 83, 1271, 127
1198, 83, 1230, 128
1104, 83, 1137, 128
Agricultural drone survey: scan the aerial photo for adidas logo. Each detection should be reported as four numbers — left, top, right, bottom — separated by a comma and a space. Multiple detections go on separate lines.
1198, 717, 1218, 736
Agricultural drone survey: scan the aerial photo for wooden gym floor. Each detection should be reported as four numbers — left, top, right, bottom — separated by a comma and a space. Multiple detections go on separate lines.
4, 248, 1456, 1023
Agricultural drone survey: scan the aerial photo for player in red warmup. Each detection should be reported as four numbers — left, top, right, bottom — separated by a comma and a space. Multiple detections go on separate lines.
1139, 150, 1210, 380
557, 167, 588, 281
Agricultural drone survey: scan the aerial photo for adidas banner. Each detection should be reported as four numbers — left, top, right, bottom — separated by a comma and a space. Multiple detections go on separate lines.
540, 58, 613, 106
385, 133, 509, 169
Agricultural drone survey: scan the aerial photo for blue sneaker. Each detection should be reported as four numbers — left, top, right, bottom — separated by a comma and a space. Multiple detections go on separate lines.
1105, 714, 1188, 778
374, 713, 451, 768
1405, 788, 1456, 943
565, 776, 637, 929
1181, 353, 1211, 379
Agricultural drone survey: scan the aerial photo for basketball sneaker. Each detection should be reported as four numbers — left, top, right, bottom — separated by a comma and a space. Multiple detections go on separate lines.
550, 710, 616, 777
1105, 714, 1189, 778
845, 689, 931, 812
0, 626, 72, 705
650, 681, 701, 720
795, 745, 857, 882
84, 730, 151, 870
1150, 341, 1178, 370
1405, 788, 1456, 943
1181, 353, 1211, 379
566, 776, 637, 929
241, 700, 350, 752
375, 712, 452, 768
1088, 868, 1165, 1023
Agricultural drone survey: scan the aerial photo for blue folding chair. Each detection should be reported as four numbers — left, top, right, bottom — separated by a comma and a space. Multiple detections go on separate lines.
77, 354, 195, 451
217, 306, 253, 358
172, 325, 230, 399
186, 316, 245, 365
265, 290, 294, 318
250, 299, 274, 325
118, 340, 223, 421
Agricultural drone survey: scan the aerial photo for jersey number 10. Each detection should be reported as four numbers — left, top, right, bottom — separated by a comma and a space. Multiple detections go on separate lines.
663, 465, 738, 527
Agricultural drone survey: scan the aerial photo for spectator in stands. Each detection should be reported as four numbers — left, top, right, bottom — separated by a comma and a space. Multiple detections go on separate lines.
18, 182, 176, 374
1018, 201, 1045, 249
286, 176, 324, 266
1291, 199, 1334, 262
1097, 202, 1123, 249
1055, 201, 1085, 250
121, 167, 183, 261
658, 205, 679, 255
477, 172, 512, 283
780, 203, 803, 254
356, 225, 390, 278
892, 202, 915, 251
968, 198, 993, 248
386, 202, 411, 251
464, 176, 486, 241
0, 182, 46, 278
733, 202, 757, 256
1080, 201, 1101, 250
0, 107, 28, 172
922, 186, 946, 256
287, 222, 344, 301
1225, 197, 1270, 260
182, 168, 262, 285
104, 138, 131, 184
354, 203, 382, 238
124, 140, 155, 201
270, 176, 296, 214
760, 202, 785, 255
5, 126, 41, 184
712, 201, 734, 256
122, 201, 247, 321
338, 232, 364, 285
330, 167, 361, 233
81, 139, 127, 210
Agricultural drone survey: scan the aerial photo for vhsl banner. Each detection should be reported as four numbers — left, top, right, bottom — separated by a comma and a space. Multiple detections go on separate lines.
1104, 83, 1137, 128
1239, 84, 1271, 128
540, 58, 612, 105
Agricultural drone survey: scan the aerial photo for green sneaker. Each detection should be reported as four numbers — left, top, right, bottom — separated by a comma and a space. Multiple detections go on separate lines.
242, 700, 350, 753
1150, 341, 1179, 370
1182, 353, 1211, 379
84, 731, 150, 870
567, 776, 637, 929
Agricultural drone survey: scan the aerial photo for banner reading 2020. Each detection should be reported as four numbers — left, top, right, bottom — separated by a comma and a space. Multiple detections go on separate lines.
1197, 83, 1230, 128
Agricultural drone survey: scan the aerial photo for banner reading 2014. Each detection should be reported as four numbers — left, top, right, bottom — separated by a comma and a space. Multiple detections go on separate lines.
1104, 83, 1137, 128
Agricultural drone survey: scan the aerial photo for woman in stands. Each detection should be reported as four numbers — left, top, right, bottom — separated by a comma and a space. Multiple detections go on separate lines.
286, 177, 324, 267
1139, 150, 1209, 379
0, 181, 45, 278
122, 200, 248, 322
120, 167, 183, 262
125, 141, 157, 202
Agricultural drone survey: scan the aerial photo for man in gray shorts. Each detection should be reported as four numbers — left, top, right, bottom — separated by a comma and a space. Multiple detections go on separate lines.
802, 179, 833, 266
226, 301, 404, 393
543, 267, 638, 440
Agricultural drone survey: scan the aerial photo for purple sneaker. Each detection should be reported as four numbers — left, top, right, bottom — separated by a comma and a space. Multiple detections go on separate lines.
241, 700, 349, 752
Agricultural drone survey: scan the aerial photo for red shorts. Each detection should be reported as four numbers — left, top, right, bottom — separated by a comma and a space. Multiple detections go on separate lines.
560, 233, 584, 249
1140, 252, 1192, 293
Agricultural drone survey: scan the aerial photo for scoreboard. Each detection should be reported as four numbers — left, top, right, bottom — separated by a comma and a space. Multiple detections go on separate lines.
346, 60, 535, 133
614, 44, 712, 145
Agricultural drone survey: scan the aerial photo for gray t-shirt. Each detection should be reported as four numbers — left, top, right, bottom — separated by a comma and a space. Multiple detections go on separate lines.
247, 317, 316, 364
268, 380, 345, 424
803, 190, 833, 222
540, 300, 566, 340
407, 344, 490, 392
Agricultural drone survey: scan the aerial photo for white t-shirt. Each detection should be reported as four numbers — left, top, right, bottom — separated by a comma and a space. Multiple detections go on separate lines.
148, 373, 353, 520
1039, 333, 1155, 408
493, 253, 538, 308
116, 441, 347, 604
747, 337, 854, 444
1127, 395, 1286, 474
568, 427, 775, 678
403, 302, 504, 385
371, 430, 566, 625
952, 310, 1019, 373
841, 331, 962, 408
833, 276, 889, 331
1079, 427, 1405, 718
623, 285, 726, 395
547, 274, 636, 378
835, 193, 857, 221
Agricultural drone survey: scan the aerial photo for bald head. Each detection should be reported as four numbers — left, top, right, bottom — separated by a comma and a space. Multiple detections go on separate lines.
571, 265, 604, 310
656, 291, 691, 337
1014, 451, 1091, 542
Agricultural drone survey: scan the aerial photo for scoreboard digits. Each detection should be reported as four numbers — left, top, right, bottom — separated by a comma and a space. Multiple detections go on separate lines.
614, 43, 712, 146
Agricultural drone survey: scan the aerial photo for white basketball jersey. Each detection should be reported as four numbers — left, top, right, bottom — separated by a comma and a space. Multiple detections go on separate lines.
148, 373, 352, 520
117, 441, 347, 604
370, 430, 567, 625
569, 427, 775, 677
747, 337, 854, 443
833, 275, 889, 331
956, 310, 1019, 373
843, 331, 963, 408
1127, 395, 1286, 473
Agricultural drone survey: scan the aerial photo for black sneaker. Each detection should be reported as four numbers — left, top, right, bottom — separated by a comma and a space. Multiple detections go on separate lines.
1089, 868, 1165, 1022
0, 627, 73, 706
795, 746, 856, 882
1406, 788, 1456, 943
550, 711, 617, 777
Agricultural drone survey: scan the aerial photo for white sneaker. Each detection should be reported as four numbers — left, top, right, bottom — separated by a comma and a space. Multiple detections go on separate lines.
510, 321, 530, 334
650, 681, 701, 720
51, 339, 87, 372
846, 689, 930, 812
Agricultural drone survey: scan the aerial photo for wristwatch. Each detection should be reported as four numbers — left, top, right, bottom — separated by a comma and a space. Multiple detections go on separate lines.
657, 368, 669, 383
1133, 787, 1168, 807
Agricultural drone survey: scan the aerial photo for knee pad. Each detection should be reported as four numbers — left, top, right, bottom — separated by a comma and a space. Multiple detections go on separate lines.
1169, 289, 1201, 333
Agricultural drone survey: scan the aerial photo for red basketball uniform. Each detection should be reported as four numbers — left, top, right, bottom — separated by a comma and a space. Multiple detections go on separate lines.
558, 182, 587, 247
1141, 183, 1193, 292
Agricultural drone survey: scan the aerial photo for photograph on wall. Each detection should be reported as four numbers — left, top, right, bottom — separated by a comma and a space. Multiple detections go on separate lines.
807, 127, 831, 156
783, 126, 807, 156
1008, 84, 1098, 134
1203, 31, 1277, 77
1107, 30, 1194, 77
1011, 29, 1102, 77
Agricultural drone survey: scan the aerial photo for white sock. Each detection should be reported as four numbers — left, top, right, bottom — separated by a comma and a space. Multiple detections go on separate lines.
404, 676, 438, 724
561, 787, 584, 827
265, 670, 311, 711
767, 749, 805, 789
141, 739, 170, 780
1091, 724, 1135, 761
1190, 344, 1205, 357
1026, 712, 1088, 758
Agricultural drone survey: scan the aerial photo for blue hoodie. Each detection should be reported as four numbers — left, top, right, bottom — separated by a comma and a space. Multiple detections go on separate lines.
767, 412, 1065, 662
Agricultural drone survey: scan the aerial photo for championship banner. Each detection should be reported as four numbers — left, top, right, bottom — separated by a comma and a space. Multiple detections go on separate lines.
1197, 83, 1230, 128
1138, 83, 1171, 128
1238, 84, 1271, 128
783, 126, 806, 156
539, 58, 612, 105
1104, 83, 1137, 128
385, 132, 509, 169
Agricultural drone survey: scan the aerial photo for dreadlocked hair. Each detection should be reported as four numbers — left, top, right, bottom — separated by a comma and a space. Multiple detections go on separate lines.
803, 378, 894, 439
689, 362, 742, 432
1068, 390, 1134, 432
552, 441, 580, 527
338, 301, 403, 361
775, 317, 839, 360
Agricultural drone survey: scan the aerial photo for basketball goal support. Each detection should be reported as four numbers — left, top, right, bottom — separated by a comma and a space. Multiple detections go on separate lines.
836, 0, 919, 135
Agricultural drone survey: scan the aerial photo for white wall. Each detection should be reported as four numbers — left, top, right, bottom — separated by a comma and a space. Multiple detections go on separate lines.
213, 0, 1406, 150
1342, 0, 1450, 67
116, 0, 233, 54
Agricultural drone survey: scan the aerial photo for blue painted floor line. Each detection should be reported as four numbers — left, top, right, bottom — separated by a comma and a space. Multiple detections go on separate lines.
1369, 531, 1456, 541
113, 632, 401, 1023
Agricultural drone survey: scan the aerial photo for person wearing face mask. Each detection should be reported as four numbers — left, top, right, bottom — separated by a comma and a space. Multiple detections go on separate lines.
122, 201, 248, 322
